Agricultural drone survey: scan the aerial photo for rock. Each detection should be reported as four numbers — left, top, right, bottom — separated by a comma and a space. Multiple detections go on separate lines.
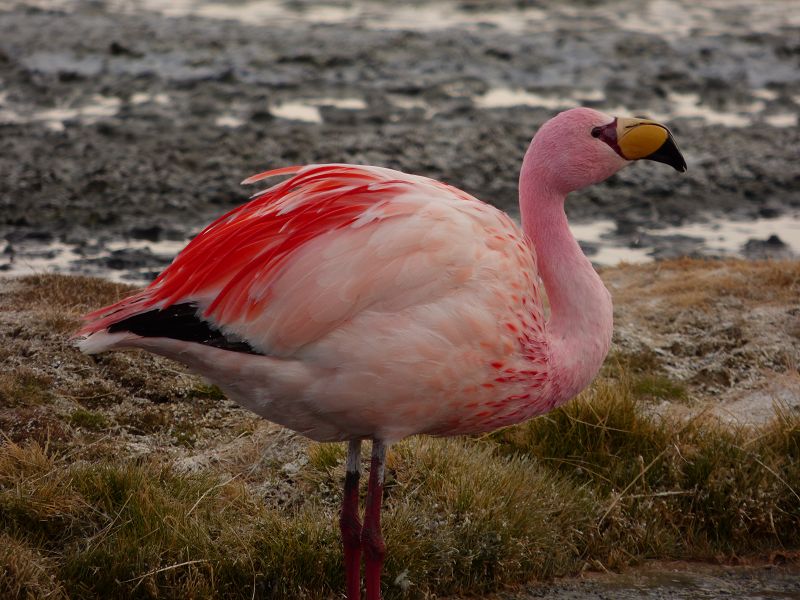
81, 247, 171, 271
742, 235, 793, 260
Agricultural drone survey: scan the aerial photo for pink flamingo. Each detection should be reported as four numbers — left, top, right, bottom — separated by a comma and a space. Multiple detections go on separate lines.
75, 108, 685, 599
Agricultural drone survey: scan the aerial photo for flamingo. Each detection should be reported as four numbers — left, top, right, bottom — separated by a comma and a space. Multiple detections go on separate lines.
74, 107, 685, 599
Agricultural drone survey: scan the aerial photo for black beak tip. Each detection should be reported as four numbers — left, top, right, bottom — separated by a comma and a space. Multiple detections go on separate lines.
645, 133, 687, 173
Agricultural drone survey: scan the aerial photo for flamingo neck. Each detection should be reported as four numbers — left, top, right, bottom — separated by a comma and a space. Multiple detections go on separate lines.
518, 156, 613, 405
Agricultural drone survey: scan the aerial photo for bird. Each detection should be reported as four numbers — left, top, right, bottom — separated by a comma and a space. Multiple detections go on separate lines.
74, 107, 686, 600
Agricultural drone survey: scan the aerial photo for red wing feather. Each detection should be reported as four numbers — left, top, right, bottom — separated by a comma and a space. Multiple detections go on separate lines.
77, 164, 422, 336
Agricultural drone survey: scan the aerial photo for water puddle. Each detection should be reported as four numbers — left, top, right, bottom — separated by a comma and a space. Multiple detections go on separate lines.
571, 213, 800, 266
571, 221, 653, 265
474, 87, 616, 111
475, 89, 572, 111
215, 114, 245, 128
104, 0, 548, 33
269, 97, 367, 123
0, 89, 374, 128
658, 214, 800, 256
130, 92, 171, 105
0, 93, 122, 131
763, 113, 798, 127
608, 0, 800, 39
753, 89, 779, 101
4, 87, 791, 131
0, 242, 78, 278
1, 238, 187, 284
472, 88, 796, 129
653, 92, 764, 128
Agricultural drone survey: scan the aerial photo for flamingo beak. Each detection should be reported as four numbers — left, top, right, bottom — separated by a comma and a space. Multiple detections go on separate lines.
615, 117, 687, 172
593, 117, 687, 172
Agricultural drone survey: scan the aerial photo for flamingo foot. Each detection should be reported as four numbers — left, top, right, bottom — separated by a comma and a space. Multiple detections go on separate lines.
340, 440, 363, 600
362, 440, 387, 600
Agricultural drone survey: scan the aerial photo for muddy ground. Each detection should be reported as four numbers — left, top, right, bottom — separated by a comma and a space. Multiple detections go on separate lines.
1, 0, 799, 280
509, 560, 800, 599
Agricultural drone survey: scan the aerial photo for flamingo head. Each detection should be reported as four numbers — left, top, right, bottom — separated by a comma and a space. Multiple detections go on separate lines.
525, 107, 686, 194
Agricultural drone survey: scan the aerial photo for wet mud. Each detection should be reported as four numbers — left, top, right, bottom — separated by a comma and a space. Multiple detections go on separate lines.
510, 561, 800, 600
1, 0, 799, 280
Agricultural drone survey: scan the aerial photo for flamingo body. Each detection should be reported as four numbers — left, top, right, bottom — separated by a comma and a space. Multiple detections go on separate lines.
78, 164, 556, 442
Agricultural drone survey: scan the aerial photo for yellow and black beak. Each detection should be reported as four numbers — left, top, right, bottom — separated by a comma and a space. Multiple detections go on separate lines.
593, 117, 687, 172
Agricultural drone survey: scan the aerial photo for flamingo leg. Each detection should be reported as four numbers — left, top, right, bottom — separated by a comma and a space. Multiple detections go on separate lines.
340, 440, 363, 600
362, 440, 387, 600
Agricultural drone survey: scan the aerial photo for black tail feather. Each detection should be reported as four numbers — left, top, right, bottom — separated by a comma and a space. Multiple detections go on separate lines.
108, 302, 263, 355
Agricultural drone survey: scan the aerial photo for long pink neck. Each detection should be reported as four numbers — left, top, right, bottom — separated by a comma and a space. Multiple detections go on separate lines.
519, 151, 613, 404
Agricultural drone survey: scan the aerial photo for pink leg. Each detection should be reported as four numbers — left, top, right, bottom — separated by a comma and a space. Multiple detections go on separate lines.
361, 440, 387, 600
340, 440, 363, 600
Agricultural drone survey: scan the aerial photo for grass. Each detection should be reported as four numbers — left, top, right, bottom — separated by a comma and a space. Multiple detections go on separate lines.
1, 395, 797, 598
603, 349, 689, 402
1, 265, 799, 598
0, 368, 53, 407
492, 379, 800, 564
0, 438, 592, 598
68, 408, 109, 431
608, 258, 800, 311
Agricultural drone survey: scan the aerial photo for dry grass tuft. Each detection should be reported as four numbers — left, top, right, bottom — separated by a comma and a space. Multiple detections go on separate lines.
608, 258, 800, 311
0, 440, 350, 599
1, 391, 798, 598
68, 408, 109, 431
0, 533, 67, 600
11, 274, 135, 315
603, 350, 688, 403
383, 438, 593, 596
4, 402, 795, 599
0, 368, 54, 407
307, 442, 346, 472
0, 438, 596, 599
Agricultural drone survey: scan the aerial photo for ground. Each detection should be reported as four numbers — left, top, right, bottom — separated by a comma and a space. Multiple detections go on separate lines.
0, 260, 798, 598
605, 259, 800, 423
1, 0, 800, 280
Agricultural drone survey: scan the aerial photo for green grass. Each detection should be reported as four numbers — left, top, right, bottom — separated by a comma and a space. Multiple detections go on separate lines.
1, 392, 798, 598
492, 378, 800, 565
188, 383, 227, 401
69, 409, 109, 431
307, 442, 346, 472
631, 374, 687, 401
603, 350, 688, 402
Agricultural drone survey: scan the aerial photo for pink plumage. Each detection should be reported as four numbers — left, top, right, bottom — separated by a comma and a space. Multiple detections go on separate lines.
77, 162, 555, 441
75, 107, 686, 600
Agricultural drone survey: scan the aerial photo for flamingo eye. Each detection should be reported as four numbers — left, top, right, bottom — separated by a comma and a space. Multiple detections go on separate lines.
591, 126, 602, 138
